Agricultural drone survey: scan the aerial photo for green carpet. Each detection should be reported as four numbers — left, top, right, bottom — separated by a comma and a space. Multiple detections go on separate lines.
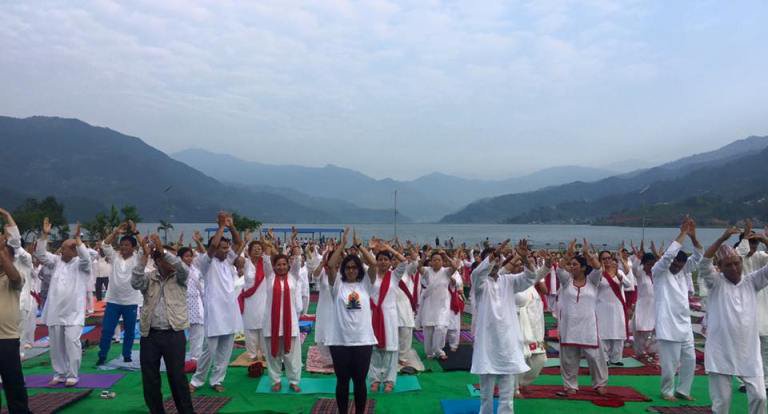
8, 302, 750, 413
543, 357, 646, 368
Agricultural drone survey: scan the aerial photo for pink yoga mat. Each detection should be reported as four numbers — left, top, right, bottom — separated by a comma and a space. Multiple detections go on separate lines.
23, 373, 124, 389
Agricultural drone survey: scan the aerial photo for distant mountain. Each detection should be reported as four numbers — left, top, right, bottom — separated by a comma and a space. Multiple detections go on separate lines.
0, 116, 401, 223
441, 135, 768, 224
173, 149, 617, 221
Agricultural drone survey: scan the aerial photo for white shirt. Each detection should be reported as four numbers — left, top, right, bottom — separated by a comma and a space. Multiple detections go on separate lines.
6, 226, 35, 312
262, 257, 303, 338
102, 242, 143, 306
326, 276, 376, 347
313, 268, 333, 345
737, 240, 768, 335
556, 268, 602, 347
596, 269, 633, 340
396, 270, 416, 328
652, 241, 702, 342
196, 250, 241, 337
36, 239, 91, 326
241, 255, 272, 330
470, 258, 543, 375
700, 256, 768, 377
515, 285, 546, 357
369, 262, 408, 351
419, 266, 454, 327
631, 257, 655, 332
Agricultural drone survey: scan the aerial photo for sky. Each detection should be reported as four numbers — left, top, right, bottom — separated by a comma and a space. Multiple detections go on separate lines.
1, 0, 767, 180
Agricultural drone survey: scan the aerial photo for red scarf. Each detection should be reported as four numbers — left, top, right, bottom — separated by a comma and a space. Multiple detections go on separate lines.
270, 275, 292, 357
411, 271, 420, 310
398, 279, 417, 312
370, 271, 392, 349
238, 256, 266, 313
462, 265, 472, 287
603, 272, 630, 337
545, 263, 560, 293
449, 284, 464, 314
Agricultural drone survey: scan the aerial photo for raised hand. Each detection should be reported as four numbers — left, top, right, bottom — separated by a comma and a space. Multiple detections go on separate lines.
217, 211, 228, 228
192, 230, 203, 243
128, 219, 137, 234
566, 239, 576, 257
722, 225, 741, 239
341, 227, 350, 245
74, 222, 82, 243
42, 217, 52, 236
744, 218, 754, 238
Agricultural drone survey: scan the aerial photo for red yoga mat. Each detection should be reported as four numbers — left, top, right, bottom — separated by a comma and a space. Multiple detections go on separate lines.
473, 384, 651, 407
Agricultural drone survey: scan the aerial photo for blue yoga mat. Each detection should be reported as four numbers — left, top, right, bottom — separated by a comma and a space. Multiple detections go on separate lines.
255, 376, 421, 394
440, 399, 498, 414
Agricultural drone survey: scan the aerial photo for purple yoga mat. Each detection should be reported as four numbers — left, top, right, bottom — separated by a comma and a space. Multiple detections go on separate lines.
24, 373, 124, 389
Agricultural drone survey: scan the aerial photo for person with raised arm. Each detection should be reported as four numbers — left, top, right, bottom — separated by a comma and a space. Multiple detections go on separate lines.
0, 208, 36, 356
358, 234, 411, 393
310, 242, 334, 361
262, 230, 304, 392
325, 227, 377, 414
736, 220, 768, 387
470, 239, 549, 414
95, 220, 143, 366
418, 246, 461, 360
178, 244, 204, 363
630, 240, 657, 359
132, 234, 194, 414
595, 249, 634, 366
651, 216, 702, 401
239, 235, 274, 362
189, 212, 243, 393
396, 247, 419, 364
34, 219, 92, 386
555, 239, 609, 396
0, 232, 31, 413
700, 225, 768, 414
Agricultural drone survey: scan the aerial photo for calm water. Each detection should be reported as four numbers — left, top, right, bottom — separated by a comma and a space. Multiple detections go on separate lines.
130, 223, 729, 250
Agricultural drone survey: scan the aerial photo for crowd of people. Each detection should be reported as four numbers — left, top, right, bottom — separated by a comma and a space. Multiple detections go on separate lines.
0, 207, 767, 414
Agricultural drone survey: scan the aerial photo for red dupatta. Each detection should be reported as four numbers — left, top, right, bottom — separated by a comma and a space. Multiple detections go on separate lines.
370, 271, 392, 349
238, 256, 265, 313
270, 275, 292, 356
603, 272, 630, 337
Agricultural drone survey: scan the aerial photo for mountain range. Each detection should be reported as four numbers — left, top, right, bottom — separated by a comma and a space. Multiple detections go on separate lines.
441, 135, 768, 225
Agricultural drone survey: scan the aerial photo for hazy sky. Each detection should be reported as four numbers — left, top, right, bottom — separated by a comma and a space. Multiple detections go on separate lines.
1, 1, 767, 180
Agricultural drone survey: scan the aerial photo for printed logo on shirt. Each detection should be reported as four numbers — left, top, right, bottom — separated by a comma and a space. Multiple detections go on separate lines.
346, 291, 362, 310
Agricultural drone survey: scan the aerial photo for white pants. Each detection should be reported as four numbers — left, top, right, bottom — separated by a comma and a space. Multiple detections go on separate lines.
264, 336, 302, 385
398, 327, 413, 359
301, 295, 309, 315
423, 326, 447, 358
48, 325, 82, 380
633, 330, 656, 356
446, 329, 460, 350
368, 349, 398, 384
518, 353, 547, 387
187, 324, 205, 361
244, 328, 264, 359
601, 339, 624, 364
761, 336, 768, 384
190, 334, 234, 387
479, 374, 515, 414
657, 338, 695, 398
20, 308, 36, 348
709, 372, 767, 414
560, 345, 608, 390
85, 289, 94, 313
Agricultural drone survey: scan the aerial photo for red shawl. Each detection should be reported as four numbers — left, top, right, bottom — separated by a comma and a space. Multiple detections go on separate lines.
449, 284, 464, 314
398, 279, 417, 313
370, 271, 392, 349
603, 272, 630, 337
270, 275, 292, 357
238, 256, 265, 313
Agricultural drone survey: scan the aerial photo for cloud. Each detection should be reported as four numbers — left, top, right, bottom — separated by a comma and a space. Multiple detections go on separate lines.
0, 0, 766, 180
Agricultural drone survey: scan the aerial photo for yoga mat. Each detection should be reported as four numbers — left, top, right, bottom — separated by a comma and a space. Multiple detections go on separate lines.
468, 384, 651, 407
646, 406, 712, 413
98, 350, 157, 371
299, 320, 313, 333
414, 330, 472, 343
255, 376, 421, 394
0, 390, 92, 414
163, 396, 231, 414
306, 346, 335, 374
229, 352, 266, 368
437, 344, 473, 371
21, 346, 49, 361
33, 325, 96, 347
24, 373, 124, 389
543, 357, 645, 368
311, 398, 375, 414
440, 399, 497, 414
398, 348, 425, 373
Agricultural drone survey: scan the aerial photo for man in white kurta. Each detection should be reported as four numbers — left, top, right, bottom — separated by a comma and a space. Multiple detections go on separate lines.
4, 223, 36, 355
736, 234, 768, 385
700, 228, 768, 414
652, 220, 702, 401
471, 249, 546, 414
35, 224, 92, 386
190, 220, 242, 392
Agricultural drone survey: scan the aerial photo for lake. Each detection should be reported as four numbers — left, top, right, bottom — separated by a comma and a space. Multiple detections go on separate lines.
129, 223, 733, 250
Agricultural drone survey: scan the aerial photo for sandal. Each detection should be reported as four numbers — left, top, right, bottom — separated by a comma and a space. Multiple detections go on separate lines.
370, 382, 380, 392
595, 387, 608, 396
289, 383, 301, 393
383, 382, 394, 393
99, 390, 116, 399
211, 384, 225, 393
555, 389, 577, 397
271, 383, 282, 392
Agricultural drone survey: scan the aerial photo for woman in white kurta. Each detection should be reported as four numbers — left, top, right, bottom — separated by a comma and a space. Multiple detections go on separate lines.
595, 251, 633, 365
555, 245, 608, 396
5, 224, 36, 354
419, 251, 460, 360
262, 253, 304, 392
311, 248, 334, 361
446, 270, 464, 352
471, 242, 546, 414
631, 253, 656, 358
515, 282, 548, 396
395, 267, 416, 362
35, 222, 92, 386
179, 248, 205, 361
700, 228, 768, 414
241, 241, 272, 360
359, 243, 409, 392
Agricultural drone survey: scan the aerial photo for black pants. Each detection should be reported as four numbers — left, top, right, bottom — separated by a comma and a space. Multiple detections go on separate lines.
329, 345, 373, 414
95, 277, 109, 301
139, 329, 195, 414
0, 338, 30, 414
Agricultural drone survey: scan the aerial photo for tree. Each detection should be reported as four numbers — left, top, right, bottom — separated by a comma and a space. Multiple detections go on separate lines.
11, 197, 68, 241
121, 205, 142, 223
232, 212, 261, 232
82, 204, 142, 241
157, 220, 174, 244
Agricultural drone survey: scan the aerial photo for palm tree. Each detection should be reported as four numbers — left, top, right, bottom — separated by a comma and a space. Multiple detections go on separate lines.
158, 220, 174, 244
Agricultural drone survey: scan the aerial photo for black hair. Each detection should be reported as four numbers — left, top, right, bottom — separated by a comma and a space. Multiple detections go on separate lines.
674, 251, 689, 262
572, 255, 593, 275
247, 240, 263, 254
640, 252, 656, 265
598, 250, 613, 260
340, 254, 365, 282
479, 247, 495, 260
270, 253, 289, 268
119, 235, 138, 248
207, 236, 231, 249
177, 247, 192, 258
375, 250, 392, 260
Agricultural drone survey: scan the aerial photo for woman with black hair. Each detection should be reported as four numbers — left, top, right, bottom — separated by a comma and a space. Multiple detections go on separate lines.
418, 249, 461, 360
326, 227, 377, 414
178, 247, 204, 362
555, 239, 608, 397
595, 250, 634, 366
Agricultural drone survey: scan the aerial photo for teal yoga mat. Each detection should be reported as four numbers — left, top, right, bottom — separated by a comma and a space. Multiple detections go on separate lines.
255, 376, 421, 394
543, 357, 644, 368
